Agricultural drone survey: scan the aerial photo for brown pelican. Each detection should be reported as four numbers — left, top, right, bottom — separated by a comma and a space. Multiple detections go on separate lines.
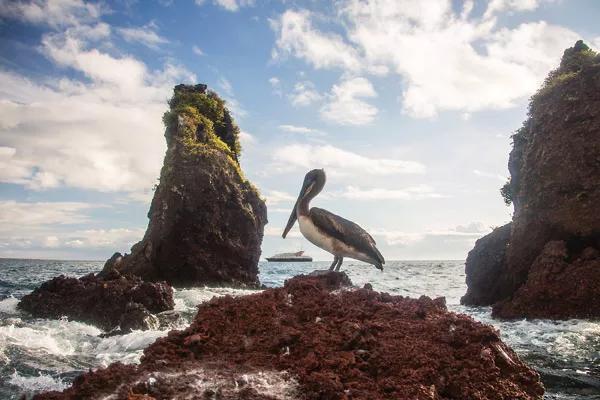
282, 169, 385, 271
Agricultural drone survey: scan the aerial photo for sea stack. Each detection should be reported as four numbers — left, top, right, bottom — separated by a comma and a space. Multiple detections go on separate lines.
101, 84, 267, 287
462, 41, 600, 319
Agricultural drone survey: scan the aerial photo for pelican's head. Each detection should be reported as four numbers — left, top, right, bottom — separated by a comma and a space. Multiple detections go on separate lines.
282, 169, 326, 238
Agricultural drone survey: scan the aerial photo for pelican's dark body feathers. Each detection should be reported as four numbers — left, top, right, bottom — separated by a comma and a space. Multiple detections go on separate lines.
310, 207, 385, 267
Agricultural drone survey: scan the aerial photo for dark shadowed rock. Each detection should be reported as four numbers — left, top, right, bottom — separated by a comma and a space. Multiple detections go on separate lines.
34, 272, 544, 400
461, 223, 512, 306
100, 84, 267, 287
18, 271, 174, 332
493, 240, 600, 319
463, 41, 600, 319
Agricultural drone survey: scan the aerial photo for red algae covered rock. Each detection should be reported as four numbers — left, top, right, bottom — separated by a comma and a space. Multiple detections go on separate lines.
34, 272, 543, 400
493, 241, 600, 319
18, 270, 174, 332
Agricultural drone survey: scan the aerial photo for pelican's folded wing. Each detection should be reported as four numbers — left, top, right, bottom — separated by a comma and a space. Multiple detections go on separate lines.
310, 207, 385, 265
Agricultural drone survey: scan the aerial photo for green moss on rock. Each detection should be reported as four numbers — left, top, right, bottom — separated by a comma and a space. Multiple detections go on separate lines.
163, 84, 242, 164
530, 40, 598, 104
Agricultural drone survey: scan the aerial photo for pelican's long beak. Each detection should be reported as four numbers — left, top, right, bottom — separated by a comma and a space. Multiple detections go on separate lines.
282, 198, 298, 239
282, 180, 313, 238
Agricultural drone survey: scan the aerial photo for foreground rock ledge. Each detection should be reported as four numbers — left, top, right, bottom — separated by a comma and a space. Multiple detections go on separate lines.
35, 272, 544, 400
18, 270, 174, 333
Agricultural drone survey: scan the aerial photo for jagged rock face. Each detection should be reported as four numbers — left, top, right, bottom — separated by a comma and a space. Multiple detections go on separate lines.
102, 84, 267, 287
34, 272, 544, 400
460, 223, 512, 306
462, 41, 600, 319
18, 271, 174, 332
493, 241, 600, 319
506, 41, 600, 295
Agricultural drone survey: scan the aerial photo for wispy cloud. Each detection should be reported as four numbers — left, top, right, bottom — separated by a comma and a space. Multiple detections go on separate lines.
340, 185, 446, 200
278, 124, 323, 135
289, 80, 322, 107
0, 200, 144, 256
0, 0, 105, 28
195, 0, 255, 12
269, 76, 282, 97
264, 190, 296, 205
117, 23, 169, 49
271, 144, 425, 176
371, 223, 490, 247
192, 45, 205, 56
473, 169, 508, 182
320, 77, 378, 125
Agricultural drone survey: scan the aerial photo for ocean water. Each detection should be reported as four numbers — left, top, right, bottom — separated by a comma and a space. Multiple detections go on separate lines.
0, 259, 598, 399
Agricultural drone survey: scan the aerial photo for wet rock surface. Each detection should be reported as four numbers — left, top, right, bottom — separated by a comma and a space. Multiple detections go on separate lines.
101, 84, 267, 287
34, 272, 544, 400
463, 41, 600, 319
18, 271, 174, 332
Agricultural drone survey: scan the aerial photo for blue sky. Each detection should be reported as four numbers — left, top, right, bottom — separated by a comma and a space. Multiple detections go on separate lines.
0, 0, 598, 261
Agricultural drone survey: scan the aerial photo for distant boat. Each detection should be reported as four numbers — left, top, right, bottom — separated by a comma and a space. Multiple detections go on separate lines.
266, 251, 313, 262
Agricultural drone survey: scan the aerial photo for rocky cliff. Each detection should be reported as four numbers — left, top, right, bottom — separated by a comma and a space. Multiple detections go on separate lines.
33, 272, 544, 400
462, 41, 600, 319
101, 84, 267, 287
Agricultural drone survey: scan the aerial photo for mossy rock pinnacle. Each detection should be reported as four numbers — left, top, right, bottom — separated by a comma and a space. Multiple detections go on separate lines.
101, 83, 267, 287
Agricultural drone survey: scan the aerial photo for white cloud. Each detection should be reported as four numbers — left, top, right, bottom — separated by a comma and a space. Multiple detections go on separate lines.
483, 0, 541, 19
195, 0, 255, 12
218, 77, 234, 97
271, 144, 425, 176
214, 77, 246, 118
62, 228, 145, 249
0, 0, 105, 28
454, 222, 488, 233
192, 45, 205, 56
289, 81, 322, 107
264, 225, 301, 238
278, 124, 322, 135
0, 3, 196, 196
320, 77, 378, 125
372, 223, 490, 247
473, 169, 507, 181
340, 185, 445, 200
117, 24, 169, 49
238, 130, 255, 146
0, 200, 144, 256
269, 76, 282, 97
0, 201, 94, 227
271, 9, 361, 71
272, 1, 583, 118
264, 190, 296, 205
